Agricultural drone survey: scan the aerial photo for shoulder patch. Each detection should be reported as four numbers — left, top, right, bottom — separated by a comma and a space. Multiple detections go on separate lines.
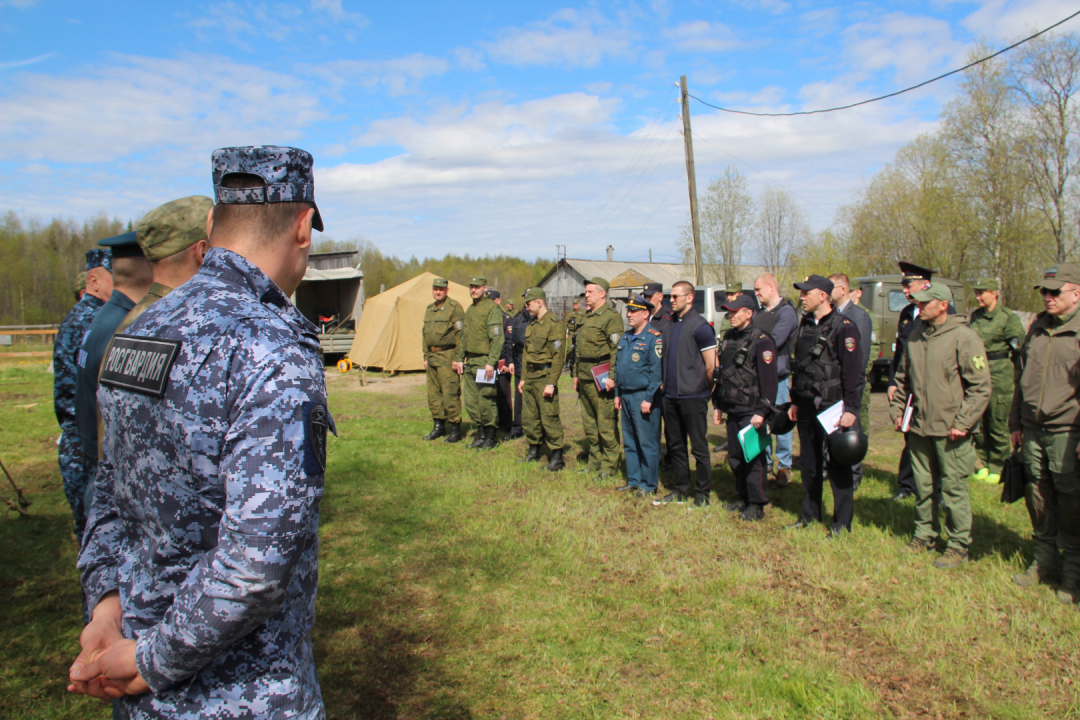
844, 337, 856, 353
972, 354, 987, 373
454, 320, 462, 331
610, 332, 621, 345
655, 339, 662, 358
304, 401, 329, 475
762, 350, 774, 364
648, 328, 661, 335
99, 335, 182, 397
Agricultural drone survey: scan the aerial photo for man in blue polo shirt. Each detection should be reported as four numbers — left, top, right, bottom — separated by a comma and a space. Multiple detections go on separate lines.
654, 281, 718, 507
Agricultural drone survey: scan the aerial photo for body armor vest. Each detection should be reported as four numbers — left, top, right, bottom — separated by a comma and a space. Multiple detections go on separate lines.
792, 311, 844, 405
717, 327, 766, 415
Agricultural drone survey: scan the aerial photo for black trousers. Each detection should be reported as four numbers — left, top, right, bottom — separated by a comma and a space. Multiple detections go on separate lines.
796, 402, 855, 531
664, 396, 712, 499
496, 372, 513, 431
727, 413, 769, 506
512, 372, 524, 431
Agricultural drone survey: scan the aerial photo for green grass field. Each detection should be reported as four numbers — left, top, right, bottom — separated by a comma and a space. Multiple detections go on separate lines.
2, 363, 1079, 719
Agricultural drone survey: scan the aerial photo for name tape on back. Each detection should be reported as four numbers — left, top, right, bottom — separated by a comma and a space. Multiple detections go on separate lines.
99, 335, 181, 397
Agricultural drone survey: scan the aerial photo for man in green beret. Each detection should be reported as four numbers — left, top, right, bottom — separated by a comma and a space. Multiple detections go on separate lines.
518, 287, 567, 471
423, 277, 465, 442
574, 276, 623, 479
453, 276, 505, 449
968, 278, 1026, 484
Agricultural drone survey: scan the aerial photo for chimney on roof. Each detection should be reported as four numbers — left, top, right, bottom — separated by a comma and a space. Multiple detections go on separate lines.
606, 245, 614, 262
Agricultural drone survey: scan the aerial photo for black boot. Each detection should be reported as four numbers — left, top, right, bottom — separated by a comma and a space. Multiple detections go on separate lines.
467, 427, 486, 449
545, 448, 565, 472
423, 419, 446, 440
480, 426, 499, 450
443, 423, 462, 443
519, 444, 542, 463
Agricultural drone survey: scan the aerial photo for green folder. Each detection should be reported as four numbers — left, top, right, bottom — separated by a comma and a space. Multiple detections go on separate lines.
737, 423, 767, 461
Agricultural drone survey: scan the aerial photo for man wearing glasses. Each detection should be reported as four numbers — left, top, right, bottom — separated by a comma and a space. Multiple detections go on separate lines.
1009, 263, 1080, 605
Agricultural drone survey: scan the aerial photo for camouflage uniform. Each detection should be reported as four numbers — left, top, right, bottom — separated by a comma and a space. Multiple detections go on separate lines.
968, 287, 1025, 476
53, 249, 110, 539
455, 285, 504, 441
521, 302, 566, 454
79, 247, 332, 720
423, 293, 464, 424
574, 302, 623, 476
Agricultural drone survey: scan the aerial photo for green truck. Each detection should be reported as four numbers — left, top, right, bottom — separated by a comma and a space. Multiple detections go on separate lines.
857, 274, 968, 388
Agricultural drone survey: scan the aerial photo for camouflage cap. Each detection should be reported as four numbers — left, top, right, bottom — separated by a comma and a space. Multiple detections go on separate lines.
971, 278, 1000, 291
85, 248, 112, 272
211, 146, 324, 232
585, 276, 610, 292
725, 282, 744, 293
1036, 263, 1080, 290
910, 282, 953, 303
524, 287, 547, 302
432, 277, 449, 288
137, 196, 213, 262
73, 271, 87, 293
469, 276, 487, 286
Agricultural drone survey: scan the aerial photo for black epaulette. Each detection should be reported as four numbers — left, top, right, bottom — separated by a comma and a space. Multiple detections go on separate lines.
648, 328, 661, 336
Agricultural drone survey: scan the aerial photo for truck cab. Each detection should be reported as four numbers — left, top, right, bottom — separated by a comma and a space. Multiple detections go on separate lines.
857, 274, 967, 387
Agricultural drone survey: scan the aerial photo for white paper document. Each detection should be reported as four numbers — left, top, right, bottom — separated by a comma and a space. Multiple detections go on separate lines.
816, 401, 844, 434
475, 369, 496, 384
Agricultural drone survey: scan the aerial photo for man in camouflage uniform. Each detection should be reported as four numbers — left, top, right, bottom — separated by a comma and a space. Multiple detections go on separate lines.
453, 277, 504, 450
969, 278, 1025, 483
565, 298, 584, 370
574, 277, 622, 480
1010, 263, 1080, 604
53, 249, 111, 541
891, 283, 991, 569
423, 277, 464, 442
72, 146, 333, 718
517, 288, 567, 471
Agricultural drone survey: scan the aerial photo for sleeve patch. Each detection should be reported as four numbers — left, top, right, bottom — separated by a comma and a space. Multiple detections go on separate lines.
98, 335, 182, 398
763, 350, 774, 364
845, 337, 856, 352
554, 339, 562, 350
304, 401, 329, 475
972, 355, 987, 373
655, 339, 662, 358
610, 333, 621, 345
490, 325, 501, 338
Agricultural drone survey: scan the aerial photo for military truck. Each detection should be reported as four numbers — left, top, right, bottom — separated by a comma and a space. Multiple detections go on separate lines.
857, 274, 968, 388
292, 251, 364, 358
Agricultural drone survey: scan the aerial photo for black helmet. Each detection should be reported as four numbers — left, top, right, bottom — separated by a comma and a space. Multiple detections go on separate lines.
768, 402, 795, 436
826, 425, 868, 465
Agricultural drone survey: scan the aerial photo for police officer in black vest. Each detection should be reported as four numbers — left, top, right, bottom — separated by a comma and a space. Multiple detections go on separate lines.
713, 294, 778, 521
786, 275, 864, 537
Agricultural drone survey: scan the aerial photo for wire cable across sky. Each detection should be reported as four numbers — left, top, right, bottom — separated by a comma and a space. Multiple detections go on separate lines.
689, 8, 1080, 118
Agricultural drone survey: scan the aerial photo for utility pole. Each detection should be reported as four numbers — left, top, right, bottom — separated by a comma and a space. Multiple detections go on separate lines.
680, 75, 704, 285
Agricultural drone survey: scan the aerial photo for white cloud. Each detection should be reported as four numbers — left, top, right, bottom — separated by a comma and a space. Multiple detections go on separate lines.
188, 0, 367, 48
733, 0, 792, 14
0, 52, 54, 71
310, 0, 368, 27
0, 0, 38, 7
302, 53, 450, 96
841, 12, 966, 86
663, 20, 744, 53
962, 0, 1080, 41
483, 8, 634, 68
452, 46, 486, 72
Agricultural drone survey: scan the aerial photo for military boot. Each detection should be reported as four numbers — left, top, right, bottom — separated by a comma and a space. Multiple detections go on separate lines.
545, 449, 565, 472
1013, 561, 1059, 588
1057, 581, 1080, 606
480, 426, 499, 450
519, 445, 542, 463
423, 419, 446, 441
467, 428, 486, 449
443, 423, 462, 444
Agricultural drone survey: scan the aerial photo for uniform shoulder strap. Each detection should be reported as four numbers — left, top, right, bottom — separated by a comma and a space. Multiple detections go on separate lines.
648, 328, 661, 336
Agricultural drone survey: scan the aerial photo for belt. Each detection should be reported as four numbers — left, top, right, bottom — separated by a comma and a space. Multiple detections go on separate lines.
428, 344, 456, 353
986, 351, 1010, 361
527, 362, 552, 370
578, 355, 606, 362
465, 352, 486, 358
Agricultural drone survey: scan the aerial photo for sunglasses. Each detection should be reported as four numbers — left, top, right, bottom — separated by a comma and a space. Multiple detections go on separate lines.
1040, 287, 1063, 297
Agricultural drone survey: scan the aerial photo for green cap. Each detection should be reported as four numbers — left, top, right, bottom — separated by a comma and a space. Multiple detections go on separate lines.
972, 278, 999, 291
1036, 263, 1080, 290
432, 277, 448, 288
73, 271, 87, 293
469, 276, 487, 286
585, 276, 609, 292
524, 287, 547, 302
137, 196, 213, 262
726, 282, 743, 293
910, 282, 953, 303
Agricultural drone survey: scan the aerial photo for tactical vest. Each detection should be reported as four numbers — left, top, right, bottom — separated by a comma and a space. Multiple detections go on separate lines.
717, 327, 766, 414
792, 311, 844, 405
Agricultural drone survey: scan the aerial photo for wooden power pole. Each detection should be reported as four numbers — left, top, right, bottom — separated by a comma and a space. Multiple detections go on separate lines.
680, 75, 704, 285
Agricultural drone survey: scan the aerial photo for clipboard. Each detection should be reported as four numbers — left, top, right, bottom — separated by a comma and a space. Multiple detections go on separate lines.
591, 362, 611, 391
738, 423, 767, 461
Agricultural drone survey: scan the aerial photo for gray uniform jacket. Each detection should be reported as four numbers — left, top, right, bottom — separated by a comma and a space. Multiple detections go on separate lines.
78, 248, 333, 719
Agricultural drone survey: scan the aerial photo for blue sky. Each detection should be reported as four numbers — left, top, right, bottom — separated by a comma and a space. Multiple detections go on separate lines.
1, 0, 1076, 264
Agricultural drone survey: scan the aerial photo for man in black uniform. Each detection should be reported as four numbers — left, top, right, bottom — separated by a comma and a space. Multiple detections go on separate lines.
506, 293, 532, 439
786, 274, 864, 538
489, 289, 514, 434
713, 294, 778, 521
887, 262, 954, 500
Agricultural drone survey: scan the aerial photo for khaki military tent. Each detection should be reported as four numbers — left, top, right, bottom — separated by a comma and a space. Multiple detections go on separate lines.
347, 272, 472, 371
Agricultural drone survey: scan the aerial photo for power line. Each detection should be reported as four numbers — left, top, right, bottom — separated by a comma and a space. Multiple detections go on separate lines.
689, 8, 1080, 117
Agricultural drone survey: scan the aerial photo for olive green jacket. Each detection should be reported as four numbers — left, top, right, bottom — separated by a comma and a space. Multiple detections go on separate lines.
523, 311, 566, 386
455, 296, 504, 367
889, 315, 992, 437
573, 305, 623, 383
969, 303, 1025, 392
422, 298, 464, 362
1009, 309, 1080, 433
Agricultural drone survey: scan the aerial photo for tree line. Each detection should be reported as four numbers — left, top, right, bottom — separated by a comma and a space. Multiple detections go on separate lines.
683, 32, 1080, 312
